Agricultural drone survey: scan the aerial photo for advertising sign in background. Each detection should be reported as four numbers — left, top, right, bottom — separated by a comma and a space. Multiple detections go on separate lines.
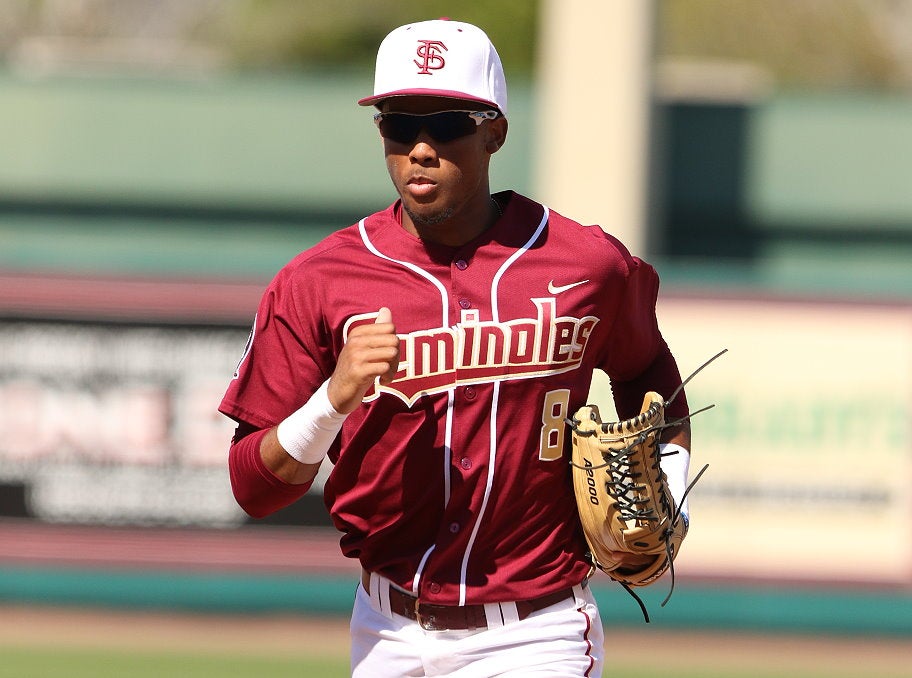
591, 296, 912, 586
3, 294, 911, 588
0, 321, 248, 527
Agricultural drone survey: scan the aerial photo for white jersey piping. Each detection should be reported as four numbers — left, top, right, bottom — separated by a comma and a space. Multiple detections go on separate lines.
358, 219, 455, 595
358, 219, 450, 329
456, 205, 551, 605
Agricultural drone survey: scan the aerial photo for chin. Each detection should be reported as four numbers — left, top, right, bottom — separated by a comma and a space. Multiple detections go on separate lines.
405, 203, 455, 227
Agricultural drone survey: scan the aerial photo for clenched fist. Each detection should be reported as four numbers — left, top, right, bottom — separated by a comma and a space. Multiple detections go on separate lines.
328, 307, 400, 414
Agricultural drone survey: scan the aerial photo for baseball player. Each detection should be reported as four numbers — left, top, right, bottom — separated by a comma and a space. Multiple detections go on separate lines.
220, 18, 691, 678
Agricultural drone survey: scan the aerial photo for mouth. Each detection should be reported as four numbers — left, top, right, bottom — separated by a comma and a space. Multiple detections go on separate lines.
406, 175, 437, 199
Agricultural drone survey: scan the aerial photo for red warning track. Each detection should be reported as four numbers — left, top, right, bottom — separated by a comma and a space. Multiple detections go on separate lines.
0, 272, 263, 325
0, 519, 358, 576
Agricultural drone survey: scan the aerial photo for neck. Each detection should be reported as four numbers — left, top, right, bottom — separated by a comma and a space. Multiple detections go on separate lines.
403, 193, 501, 248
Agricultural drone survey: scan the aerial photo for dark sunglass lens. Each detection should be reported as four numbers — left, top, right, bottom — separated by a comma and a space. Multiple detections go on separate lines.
424, 112, 477, 142
378, 114, 423, 143
378, 112, 481, 144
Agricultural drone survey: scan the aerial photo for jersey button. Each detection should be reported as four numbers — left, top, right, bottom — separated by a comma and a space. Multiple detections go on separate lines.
449, 522, 460, 534
458, 298, 471, 309
460, 457, 472, 470
428, 582, 441, 594
464, 386, 477, 400
455, 259, 468, 270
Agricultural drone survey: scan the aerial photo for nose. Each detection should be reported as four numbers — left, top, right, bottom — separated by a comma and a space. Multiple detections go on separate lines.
409, 131, 439, 164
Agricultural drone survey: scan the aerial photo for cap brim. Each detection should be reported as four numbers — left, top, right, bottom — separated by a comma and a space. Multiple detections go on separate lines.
358, 89, 501, 112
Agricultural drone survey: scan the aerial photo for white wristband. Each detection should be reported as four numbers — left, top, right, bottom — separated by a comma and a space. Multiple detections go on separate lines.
659, 442, 691, 522
276, 379, 348, 465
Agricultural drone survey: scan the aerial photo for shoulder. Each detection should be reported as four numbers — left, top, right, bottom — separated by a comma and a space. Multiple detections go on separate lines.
517, 194, 642, 279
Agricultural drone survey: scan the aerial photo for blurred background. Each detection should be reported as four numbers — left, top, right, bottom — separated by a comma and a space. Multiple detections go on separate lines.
0, 0, 910, 675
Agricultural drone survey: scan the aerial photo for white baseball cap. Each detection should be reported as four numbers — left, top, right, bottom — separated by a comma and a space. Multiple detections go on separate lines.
359, 18, 508, 118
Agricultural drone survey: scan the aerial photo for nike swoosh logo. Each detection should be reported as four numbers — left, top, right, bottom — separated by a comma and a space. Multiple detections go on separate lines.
547, 279, 589, 294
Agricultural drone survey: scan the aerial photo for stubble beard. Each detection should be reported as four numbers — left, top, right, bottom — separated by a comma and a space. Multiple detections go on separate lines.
404, 203, 455, 227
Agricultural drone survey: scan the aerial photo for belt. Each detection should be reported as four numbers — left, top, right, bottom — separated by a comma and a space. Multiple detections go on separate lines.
361, 570, 575, 632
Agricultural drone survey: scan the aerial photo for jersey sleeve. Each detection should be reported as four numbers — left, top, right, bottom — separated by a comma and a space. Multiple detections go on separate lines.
596, 239, 689, 421
219, 260, 334, 430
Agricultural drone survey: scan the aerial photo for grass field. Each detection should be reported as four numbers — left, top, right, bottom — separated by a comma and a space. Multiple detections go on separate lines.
0, 647, 347, 678
1, 605, 910, 678
3, 644, 911, 678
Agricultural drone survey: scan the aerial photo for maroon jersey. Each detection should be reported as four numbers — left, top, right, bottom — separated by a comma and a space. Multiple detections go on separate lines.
220, 191, 687, 606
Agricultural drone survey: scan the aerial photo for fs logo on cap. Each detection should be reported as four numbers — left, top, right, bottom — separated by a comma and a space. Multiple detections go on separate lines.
415, 40, 447, 75
358, 19, 508, 118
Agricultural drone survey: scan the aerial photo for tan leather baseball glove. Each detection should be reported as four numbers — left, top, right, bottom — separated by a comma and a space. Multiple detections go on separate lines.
568, 364, 719, 621
570, 392, 684, 580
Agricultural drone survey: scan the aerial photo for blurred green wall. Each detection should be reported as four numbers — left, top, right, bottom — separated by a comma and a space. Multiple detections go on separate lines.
0, 71, 910, 298
0, 72, 533, 280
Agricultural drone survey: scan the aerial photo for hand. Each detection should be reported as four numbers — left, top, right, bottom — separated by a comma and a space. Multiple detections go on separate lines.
327, 307, 399, 414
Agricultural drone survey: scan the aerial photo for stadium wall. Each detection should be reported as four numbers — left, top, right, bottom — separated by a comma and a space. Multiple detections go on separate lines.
1, 73, 910, 635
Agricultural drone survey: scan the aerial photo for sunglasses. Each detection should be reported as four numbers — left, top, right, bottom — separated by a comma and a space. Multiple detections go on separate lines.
373, 109, 500, 144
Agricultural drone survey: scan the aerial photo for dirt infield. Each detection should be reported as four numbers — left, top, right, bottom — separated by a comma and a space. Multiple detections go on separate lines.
1, 605, 910, 677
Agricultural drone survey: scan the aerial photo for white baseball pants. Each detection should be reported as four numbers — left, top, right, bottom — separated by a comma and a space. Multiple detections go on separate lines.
350, 577, 604, 677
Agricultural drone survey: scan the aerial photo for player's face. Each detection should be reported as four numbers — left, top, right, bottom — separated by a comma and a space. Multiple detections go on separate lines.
378, 97, 507, 246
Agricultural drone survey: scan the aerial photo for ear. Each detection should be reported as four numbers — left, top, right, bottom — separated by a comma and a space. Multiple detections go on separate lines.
485, 117, 508, 154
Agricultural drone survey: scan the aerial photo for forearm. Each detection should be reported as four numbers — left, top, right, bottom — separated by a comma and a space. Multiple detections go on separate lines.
259, 427, 324, 485
227, 307, 397, 518
228, 427, 315, 518
661, 418, 690, 448
659, 419, 694, 522
228, 378, 347, 516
